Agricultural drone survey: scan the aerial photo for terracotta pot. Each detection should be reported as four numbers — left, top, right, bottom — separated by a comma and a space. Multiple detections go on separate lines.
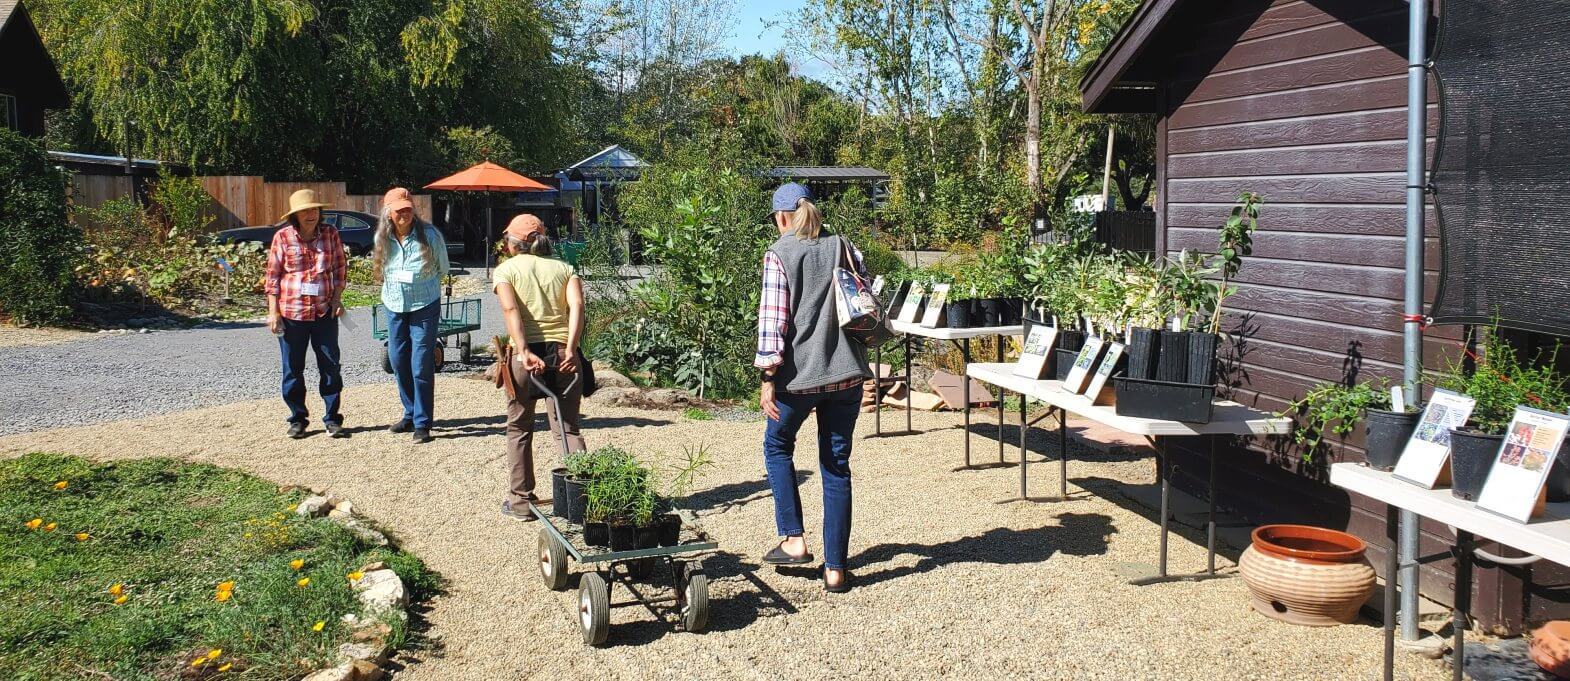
1239, 524, 1376, 627
1531, 621, 1570, 678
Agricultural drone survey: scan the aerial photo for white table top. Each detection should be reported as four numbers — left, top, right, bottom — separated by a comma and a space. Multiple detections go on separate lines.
889, 319, 1024, 340
966, 362, 1293, 437
1330, 463, 1570, 567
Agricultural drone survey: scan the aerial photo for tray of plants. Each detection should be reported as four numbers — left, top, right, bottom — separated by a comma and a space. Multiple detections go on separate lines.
520, 373, 719, 646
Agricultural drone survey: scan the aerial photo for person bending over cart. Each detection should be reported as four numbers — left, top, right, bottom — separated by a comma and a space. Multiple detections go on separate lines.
374, 187, 450, 444
494, 214, 586, 521
756, 183, 872, 594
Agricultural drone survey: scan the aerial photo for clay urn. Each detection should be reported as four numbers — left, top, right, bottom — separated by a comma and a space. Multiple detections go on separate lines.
1239, 524, 1377, 627
1532, 621, 1570, 678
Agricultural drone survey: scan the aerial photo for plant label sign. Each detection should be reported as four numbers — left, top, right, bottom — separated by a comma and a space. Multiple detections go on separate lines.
1063, 336, 1106, 393
897, 282, 926, 323
1477, 407, 1570, 523
1084, 341, 1125, 403
920, 284, 950, 328
884, 280, 910, 318
1015, 323, 1059, 379
871, 275, 886, 296
1393, 389, 1478, 489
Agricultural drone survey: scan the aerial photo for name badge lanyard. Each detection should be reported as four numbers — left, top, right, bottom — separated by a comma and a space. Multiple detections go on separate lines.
299, 232, 327, 297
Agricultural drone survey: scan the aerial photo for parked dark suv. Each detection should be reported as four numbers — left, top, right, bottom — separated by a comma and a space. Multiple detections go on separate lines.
216, 210, 378, 255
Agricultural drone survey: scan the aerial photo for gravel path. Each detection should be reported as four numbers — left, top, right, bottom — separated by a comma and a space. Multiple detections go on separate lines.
0, 378, 1450, 680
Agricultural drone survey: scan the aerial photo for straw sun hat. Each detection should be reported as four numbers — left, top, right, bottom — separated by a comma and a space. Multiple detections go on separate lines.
280, 189, 331, 222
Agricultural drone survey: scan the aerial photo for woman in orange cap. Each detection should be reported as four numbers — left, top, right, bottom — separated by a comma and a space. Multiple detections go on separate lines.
374, 187, 450, 444
492, 213, 585, 521
264, 189, 349, 439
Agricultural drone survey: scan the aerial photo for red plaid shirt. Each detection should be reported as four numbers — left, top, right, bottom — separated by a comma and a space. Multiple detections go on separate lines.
264, 225, 347, 321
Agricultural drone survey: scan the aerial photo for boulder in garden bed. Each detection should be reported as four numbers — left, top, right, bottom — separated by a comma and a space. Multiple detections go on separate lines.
585, 386, 638, 406
354, 569, 408, 614
594, 367, 637, 389
296, 495, 331, 518
644, 388, 693, 407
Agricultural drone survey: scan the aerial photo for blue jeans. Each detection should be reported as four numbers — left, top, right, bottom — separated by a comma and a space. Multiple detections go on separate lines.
763, 386, 860, 570
279, 316, 342, 425
387, 300, 439, 429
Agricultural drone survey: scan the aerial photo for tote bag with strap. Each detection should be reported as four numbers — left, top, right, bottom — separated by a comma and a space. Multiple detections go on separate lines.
826, 236, 893, 347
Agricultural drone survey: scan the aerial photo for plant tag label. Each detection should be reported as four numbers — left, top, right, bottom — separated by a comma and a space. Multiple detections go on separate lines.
300, 282, 322, 297
1391, 386, 1405, 412
897, 282, 926, 323
1015, 324, 1058, 379
391, 271, 416, 285
1063, 336, 1105, 393
1393, 389, 1478, 488
871, 275, 885, 296
920, 284, 950, 328
1477, 407, 1570, 522
1085, 341, 1124, 403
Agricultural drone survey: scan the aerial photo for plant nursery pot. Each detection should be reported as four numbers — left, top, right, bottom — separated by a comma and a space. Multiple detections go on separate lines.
976, 298, 1002, 327
1239, 524, 1376, 627
635, 525, 661, 550
608, 524, 636, 551
946, 301, 973, 328
1001, 298, 1025, 326
563, 477, 588, 524
583, 521, 610, 547
658, 513, 683, 546
1363, 409, 1420, 472
1058, 329, 1086, 353
1531, 621, 1570, 678
1156, 330, 1191, 383
1448, 428, 1501, 501
1185, 331, 1218, 386
1126, 327, 1159, 381
1112, 376, 1216, 423
1054, 348, 1080, 383
551, 468, 570, 517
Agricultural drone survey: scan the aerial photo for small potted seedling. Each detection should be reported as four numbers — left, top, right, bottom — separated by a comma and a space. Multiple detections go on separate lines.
660, 444, 715, 546
1280, 380, 1419, 471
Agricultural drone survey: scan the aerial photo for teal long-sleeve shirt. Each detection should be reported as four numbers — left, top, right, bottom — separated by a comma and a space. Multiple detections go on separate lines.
380, 224, 450, 313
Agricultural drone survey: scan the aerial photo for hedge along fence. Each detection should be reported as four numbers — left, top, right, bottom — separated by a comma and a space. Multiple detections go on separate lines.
68, 174, 431, 231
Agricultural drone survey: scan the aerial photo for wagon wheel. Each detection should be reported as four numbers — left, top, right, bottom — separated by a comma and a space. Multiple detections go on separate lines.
579, 572, 610, 646
432, 344, 445, 372
537, 529, 569, 591
380, 346, 393, 374
678, 566, 709, 633
458, 332, 473, 363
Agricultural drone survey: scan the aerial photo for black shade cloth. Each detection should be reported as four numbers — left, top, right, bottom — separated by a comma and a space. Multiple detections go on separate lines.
1431, 0, 1570, 335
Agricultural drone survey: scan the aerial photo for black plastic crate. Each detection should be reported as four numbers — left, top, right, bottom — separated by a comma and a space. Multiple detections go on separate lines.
1113, 376, 1216, 423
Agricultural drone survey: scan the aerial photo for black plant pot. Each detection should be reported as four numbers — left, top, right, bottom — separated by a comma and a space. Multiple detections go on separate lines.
551, 468, 569, 517
976, 298, 1002, 327
635, 525, 661, 550
1126, 327, 1159, 381
584, 521, 610, 547
1186, 331, 1218, 386
946, 301, 973, 328
608, 523, 636, 551
658, 513, 683, 546
1363, 409, 1420, 472
1448, 428, 1499, 501
1001, 298, 1024, 326
1054, 348, 1080, 382
1058, 329, 1086, 353
1156, 330, 1191, 384
1113, 376, 1216, 423
1547, 442, 1570, 502
564, 477, 588, 524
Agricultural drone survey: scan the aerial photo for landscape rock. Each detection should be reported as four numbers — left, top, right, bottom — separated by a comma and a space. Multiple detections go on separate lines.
335, 518, 389, 546
332, 500, 355, 515
337, 641, 387, 665
644, 388, 692, 407
302, 663, 355, 681
586, 386, 637, 405
296, 495, 331, 518
354, 569, 407, 614
350, 660, 384, 681
594, 367, 637, 389
350, 621, 393, 644
358, 561, 386, 572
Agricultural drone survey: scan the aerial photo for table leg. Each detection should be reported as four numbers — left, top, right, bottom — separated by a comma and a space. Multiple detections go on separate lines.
963, 338, 971, 468
905, 334, 914, 434
997, 339, 1005, 463
1058, 405, 1068, 500
1019, 389, 1028, 499
874, 341, 882, 436
1453, 531, 1472, 681
1384, 504, 1399, 681
1127, 436, 1231, 586
1159, 438, 1170, 577
1207, 436, 1217, 575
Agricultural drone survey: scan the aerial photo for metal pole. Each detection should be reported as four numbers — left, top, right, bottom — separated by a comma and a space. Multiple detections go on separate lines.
1400, 0, 1429, 642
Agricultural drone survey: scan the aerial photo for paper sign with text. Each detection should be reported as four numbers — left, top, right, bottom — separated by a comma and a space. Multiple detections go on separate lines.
1063, 336, 1106, 393
1392, 389, 1478, 488
1015, 324, 1059, 379
1084, 341, 1125, 402
1477, 407, 1570, 522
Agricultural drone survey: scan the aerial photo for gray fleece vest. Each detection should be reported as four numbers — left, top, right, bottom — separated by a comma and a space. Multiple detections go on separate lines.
768, 233, 872, 392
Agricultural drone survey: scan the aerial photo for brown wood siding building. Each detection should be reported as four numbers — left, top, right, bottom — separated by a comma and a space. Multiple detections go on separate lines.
1085, 0, 1570, 633
0, 0, 69, 138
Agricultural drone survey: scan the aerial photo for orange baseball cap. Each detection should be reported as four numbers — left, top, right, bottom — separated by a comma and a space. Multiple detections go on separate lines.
382, 187, 415, 216
506, 214, 545, 241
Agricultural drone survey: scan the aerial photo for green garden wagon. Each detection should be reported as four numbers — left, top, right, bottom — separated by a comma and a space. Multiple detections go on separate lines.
372, 296, 482, 373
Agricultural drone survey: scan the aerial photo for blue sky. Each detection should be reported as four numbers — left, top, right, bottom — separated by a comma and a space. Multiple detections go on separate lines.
722, 0, 835, 80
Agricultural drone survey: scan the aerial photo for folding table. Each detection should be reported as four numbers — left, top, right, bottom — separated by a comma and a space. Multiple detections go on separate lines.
869, 320, 1023, 446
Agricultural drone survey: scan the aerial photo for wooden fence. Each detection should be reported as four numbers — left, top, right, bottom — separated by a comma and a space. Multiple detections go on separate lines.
65, 173, 430, 231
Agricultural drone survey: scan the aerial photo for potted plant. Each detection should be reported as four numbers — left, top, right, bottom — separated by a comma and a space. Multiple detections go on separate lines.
562, 449, 598, 523
660, 444, 714, 546
1433, 327, 1570, 501
1280, 380, 1419, 471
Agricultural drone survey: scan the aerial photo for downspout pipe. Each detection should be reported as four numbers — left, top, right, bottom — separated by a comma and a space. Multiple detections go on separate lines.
1400, 0, 1429, 643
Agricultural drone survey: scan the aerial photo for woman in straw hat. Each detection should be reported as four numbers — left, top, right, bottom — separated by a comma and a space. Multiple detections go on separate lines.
264, 188, 349, 439
374, 187, 450, 444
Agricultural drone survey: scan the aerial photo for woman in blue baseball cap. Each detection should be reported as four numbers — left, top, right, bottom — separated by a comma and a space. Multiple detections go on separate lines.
754, 181, 873, 593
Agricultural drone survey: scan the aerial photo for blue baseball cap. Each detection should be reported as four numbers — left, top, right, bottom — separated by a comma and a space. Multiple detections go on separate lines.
771, 182, 813, 212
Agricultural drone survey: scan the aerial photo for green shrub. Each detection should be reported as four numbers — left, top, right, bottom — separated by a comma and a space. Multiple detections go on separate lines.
1434, 327, 1570, 434
0, 129, 80, 324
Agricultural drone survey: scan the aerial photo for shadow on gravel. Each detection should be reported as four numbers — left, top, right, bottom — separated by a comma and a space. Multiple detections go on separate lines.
849, 513, 1117, 588
962, 422, 1149, 464
593, 551, 801, 647
688, 472, 811, 516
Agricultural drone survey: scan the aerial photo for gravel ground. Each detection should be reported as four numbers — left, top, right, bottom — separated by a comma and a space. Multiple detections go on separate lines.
0, 378, 1451, 680
0, 324, 91, 349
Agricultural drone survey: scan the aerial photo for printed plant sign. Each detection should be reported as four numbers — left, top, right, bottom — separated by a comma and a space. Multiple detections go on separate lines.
897, 282, 926, 323
920, 284, 950, 328
1015, 324, 1059, 379
1084, 341, 1125, 403
1393, 389, 1478, 488
1477, 407, 1570, 522
871, 275, 886, 296
1063, 336, 1106, 393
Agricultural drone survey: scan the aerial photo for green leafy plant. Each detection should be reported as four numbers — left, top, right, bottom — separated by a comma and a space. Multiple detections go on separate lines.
1432, 327, 1570, 434
682, 407, 714, 421
0, 130, 80, 324
1280, 380, 1394, 458
1207, 192, 1261, 334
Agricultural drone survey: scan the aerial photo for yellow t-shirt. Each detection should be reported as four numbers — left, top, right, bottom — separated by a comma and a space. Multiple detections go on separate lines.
492, 254, 576, 344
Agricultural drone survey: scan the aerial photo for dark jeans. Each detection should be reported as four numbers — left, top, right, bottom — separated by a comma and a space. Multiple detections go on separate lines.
506, 342, 586, 505
387, 300, 439, 429
763, 385, 860, 570
279, 316, 342, 426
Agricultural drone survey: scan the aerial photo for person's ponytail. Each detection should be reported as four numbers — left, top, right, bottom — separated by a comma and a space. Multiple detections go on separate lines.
791, 198, 823, 240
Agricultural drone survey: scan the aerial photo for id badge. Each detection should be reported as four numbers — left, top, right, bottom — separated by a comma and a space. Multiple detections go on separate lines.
300, 282, 322, 297
391, 270, 415, 285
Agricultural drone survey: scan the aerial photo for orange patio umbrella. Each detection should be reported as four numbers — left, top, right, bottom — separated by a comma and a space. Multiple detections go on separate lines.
425, 161, 553, 275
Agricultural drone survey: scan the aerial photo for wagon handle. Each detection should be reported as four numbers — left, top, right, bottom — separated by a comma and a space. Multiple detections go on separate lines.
522, 369, 582, 454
